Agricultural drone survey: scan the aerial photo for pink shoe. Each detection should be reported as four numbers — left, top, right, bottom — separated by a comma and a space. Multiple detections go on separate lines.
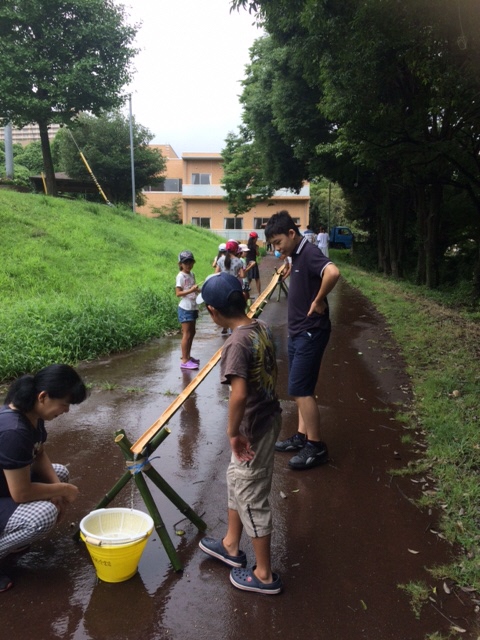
180, 359, 198, 370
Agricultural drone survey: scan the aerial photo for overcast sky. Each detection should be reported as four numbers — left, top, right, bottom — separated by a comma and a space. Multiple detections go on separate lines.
119, 0, 263, 156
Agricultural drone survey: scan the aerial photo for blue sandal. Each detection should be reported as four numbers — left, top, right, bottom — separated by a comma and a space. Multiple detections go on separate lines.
230, 566, 283, 594
199, 537, 247, 568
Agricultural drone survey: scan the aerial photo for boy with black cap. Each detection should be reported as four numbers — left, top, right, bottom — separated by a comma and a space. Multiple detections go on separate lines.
197, 272, 282, 595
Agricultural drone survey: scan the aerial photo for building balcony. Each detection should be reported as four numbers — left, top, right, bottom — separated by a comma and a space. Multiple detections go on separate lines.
182, 185, 226, 197
182, 185, 310, 198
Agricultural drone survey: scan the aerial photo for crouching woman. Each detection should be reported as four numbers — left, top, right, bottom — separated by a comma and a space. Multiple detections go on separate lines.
0, 364, 88, 592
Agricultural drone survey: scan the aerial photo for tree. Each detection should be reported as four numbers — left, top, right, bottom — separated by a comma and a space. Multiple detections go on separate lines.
221, 35, 332, 215
151, 198, 183, 224
55, 112, 166, 205
0, 0, 137, 196
221, 130, 275, 215
231, 0, 480, 294
14, 141, 44, 174
309, 180, 348, 233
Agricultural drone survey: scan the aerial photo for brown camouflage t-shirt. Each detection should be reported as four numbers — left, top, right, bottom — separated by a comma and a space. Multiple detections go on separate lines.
220, 319, 281, 442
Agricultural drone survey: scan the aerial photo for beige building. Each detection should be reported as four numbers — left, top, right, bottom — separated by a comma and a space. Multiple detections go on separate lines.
138, 145, 310, 244
0, 123, 61, 145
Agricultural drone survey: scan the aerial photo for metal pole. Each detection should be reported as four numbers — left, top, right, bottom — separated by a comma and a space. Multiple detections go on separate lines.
328, 181, 331, 232
4, 122, 14, 179
129, 94, 136, 213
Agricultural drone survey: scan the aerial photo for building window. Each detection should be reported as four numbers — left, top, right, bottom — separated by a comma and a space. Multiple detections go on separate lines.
191, 217, 211, 228
224, 217, 243, 230
192, 173, 211, 185
161, 178, 182, 192
253, 217, 271, 229
143, 178, 182, 192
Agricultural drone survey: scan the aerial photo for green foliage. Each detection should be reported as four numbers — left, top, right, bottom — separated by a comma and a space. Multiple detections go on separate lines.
221, 131, 274, 214
398, 581, 430, 619
309, 180, 348, 231
0, 190, 219, 381
0, 0, 138, 194
0, 0, 137, 128
150, 197, 182, 224
13, 141, 44, 174
230, 0, 480, 294
221, 34, 331, 213
55, 112, 166, 205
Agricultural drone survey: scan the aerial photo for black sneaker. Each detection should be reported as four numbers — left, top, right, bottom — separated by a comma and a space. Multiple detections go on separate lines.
275, 433, 306, 452
288, 442, 329, 470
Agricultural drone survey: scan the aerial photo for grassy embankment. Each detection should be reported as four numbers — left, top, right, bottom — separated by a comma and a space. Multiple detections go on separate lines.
0, 190, 219, 381
332, 249, 479, 598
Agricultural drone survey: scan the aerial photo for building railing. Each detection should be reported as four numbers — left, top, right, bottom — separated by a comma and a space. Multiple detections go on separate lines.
182, 185, 226, 197
182, 185, 310, 197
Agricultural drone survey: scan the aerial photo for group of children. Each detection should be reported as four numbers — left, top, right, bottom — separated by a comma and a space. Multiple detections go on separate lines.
175, 232, 261, 370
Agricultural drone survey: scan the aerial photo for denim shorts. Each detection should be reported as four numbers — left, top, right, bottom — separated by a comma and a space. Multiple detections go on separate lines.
178, 307, 198, 323
288, 329, 330, 397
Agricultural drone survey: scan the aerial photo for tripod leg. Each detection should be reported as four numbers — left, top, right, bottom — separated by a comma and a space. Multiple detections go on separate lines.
133, 471, 183, 572
144, 466, 207, 532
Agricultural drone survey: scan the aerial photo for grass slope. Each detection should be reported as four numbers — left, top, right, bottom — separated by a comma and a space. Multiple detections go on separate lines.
0, 190, 219, 379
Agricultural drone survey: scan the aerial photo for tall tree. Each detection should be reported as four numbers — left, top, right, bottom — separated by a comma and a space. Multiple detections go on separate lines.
231, 0, 480, 292
55, 112, 166, 205
0, 0, 137, 196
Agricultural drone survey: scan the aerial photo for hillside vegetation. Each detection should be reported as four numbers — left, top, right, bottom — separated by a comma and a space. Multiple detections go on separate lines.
0, 190, 219, 380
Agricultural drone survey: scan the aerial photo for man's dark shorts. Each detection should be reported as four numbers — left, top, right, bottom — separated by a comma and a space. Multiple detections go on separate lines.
288, 328, 331, 397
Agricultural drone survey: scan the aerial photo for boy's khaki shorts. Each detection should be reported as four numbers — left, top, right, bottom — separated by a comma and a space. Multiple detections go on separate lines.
226, 414, 281, 538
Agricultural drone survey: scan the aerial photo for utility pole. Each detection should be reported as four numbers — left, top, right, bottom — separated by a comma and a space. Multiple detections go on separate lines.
4, 122, 14, 179
128, 94, 136, 213
328, 181, 331, 232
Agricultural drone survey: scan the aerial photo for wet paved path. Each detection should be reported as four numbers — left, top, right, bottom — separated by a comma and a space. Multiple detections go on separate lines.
1, 256, 478, 639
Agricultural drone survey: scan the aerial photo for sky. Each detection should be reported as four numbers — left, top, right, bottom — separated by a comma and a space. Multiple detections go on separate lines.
118, 0, 263, 156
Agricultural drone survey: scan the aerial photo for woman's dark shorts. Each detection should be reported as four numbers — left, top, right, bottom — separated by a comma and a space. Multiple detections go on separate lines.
288, 328, 331, 396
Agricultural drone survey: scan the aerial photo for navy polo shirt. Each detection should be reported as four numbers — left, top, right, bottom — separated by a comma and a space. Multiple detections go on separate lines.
288, 236, 333, 337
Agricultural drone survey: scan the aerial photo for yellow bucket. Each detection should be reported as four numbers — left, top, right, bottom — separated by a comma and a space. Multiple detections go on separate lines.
80, 508, 154, 583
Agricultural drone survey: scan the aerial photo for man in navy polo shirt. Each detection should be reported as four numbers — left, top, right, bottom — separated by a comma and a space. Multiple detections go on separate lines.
265, 210, 340, 470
